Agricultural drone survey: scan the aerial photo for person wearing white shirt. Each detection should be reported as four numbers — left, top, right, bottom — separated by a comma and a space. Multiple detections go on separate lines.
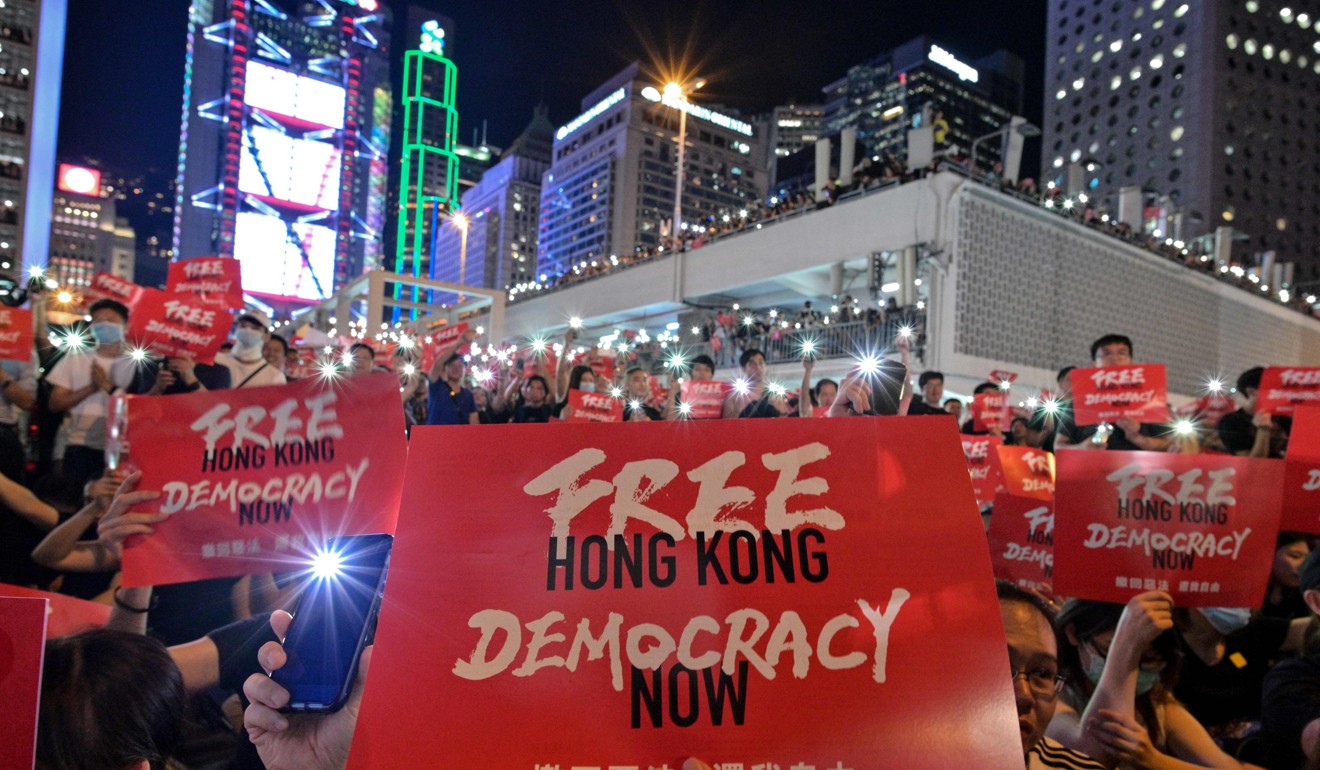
215, 310, 287, 390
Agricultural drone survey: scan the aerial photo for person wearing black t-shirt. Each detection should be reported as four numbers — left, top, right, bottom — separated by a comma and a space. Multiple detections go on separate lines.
621, 366, 663, 421
511, 375, 554, 423
1055, 334, 1171, 453
1261, 550, 1320, 769
1217, 366, 1290, 459
907, 370, 949, 416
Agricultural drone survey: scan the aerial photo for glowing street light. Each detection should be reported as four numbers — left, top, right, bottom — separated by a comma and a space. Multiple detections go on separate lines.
654, 76, 706, 244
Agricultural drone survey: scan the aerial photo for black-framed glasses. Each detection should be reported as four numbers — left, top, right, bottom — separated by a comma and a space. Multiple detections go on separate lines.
1011, 666, 1067, 695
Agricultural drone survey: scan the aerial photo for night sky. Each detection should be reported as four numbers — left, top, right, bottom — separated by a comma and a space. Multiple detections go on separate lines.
57, 0, 1046, 175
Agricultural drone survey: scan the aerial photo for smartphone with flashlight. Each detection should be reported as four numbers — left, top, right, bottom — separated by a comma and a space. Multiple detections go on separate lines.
272, 533, 393, 713
867, 358, 909, 416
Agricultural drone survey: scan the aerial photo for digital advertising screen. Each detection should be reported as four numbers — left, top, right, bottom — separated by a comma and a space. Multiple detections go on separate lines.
244, 60, 347, 129
232, 211, 336, 302
239, 126, 342, 211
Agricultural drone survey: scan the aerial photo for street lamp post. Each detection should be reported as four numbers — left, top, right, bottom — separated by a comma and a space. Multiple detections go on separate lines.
969, 118, 1041, 179
660, 78, 705, 248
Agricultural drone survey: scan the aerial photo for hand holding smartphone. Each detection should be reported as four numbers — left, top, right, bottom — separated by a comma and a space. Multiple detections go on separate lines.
271, 533, 393, 713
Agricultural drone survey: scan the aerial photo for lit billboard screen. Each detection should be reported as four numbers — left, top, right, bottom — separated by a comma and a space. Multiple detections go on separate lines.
239, 126, 342, 210
244, 60, 347, 129
233, 211, 336, 302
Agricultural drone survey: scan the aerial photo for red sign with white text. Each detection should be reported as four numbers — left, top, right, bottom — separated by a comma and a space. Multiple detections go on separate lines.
989, 369, 1018, 384
1053, 451, 1284, 606
961, 434, 1004, 507
128, 288, 231, 363
1282, 408, 1320, 534
350, 420, 1022, 769
1257, 367, 1320, 415
680, 379, 729, 419
419, 323, 471, 374
1174, 394, 1236, 428
1071, 364, 1169, 425
0, 583, 111, 636
120, 373, 407, 587
566, 389, 623, 423
85, 271, 145, 309
997, 446, 1055, 501
987, 493, 1054, 596
0, 597, 45, 770
0, 307, 31, 361
973, 392, 1011, 432
166, 256, 245, 309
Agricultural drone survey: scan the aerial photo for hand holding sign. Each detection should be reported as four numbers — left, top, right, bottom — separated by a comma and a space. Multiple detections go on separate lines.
96, 471, 166, 559
243, 610, 371, 770
1111, 591, 1175, 664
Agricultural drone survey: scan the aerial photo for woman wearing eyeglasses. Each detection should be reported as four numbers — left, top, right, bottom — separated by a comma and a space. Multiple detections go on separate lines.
1048, 591, 1255, 770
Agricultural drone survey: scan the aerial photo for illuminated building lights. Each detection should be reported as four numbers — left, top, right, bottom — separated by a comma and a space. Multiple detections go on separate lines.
639, 87, 754, 136
556, 87, 626, 141
927, 45, 979, 82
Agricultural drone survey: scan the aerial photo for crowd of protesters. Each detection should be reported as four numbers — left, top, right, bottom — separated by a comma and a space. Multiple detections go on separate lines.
3, 293, 1320, 770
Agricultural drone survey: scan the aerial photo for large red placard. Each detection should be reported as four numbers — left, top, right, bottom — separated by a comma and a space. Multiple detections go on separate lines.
961, 434, 1004, 507
0, 597, 45, 770
1282, 407, 1320, 534
120, 373, 407, 587
987, 493, 1054, 596
566, 388, 623, 423
0, 583, 110, 636
680, 379, 730, 419
1053, 451, 1284, 606
1257, 367, 1320, 415
1071, 363, 1169, 426
85, 272, 145, 309
350, 420, 1022, 769
997, 445, 1055, 501
0, 307, 32, 361
166, 256, 245, 309
127, 288, 231, 363
418, 323, 470, 374
973, 391, 1011, 432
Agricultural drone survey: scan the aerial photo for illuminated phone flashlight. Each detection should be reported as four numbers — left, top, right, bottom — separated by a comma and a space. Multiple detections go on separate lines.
732, 377, 751, 395
569, 317, 583, 330
402, 363, 416, 376
767, 383, 787, 398
397, 336, 415, 350
474, 367, 494, 384
1173, 418, 1197, 437
742, 315, 754, 327
309, 546, 345, 580
530, 337, 548, 354
1042, 397, 1061, 415
610, 386, 623, 399
341, 351, 354, 367
677, 401, 692, 417
897, 325, 913, 340
800, 338, 817, 356
1025, 397, 1039, 410
318, 361, 341, 381
998, 380, 1012, 391
628, 399, 642, 411
1205, 377, 1225, 395
667, 352, 685, 369
126, 346, 151, 364
858, 354, 881, 376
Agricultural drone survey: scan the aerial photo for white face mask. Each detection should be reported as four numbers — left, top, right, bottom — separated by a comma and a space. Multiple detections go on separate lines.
579, 382, 596, 393
1199, 607, 1252, 636
234, 327, 263, 348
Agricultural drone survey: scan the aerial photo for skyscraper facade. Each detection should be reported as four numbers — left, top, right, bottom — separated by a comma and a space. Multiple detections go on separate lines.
822, 36, 1024, 168
1043, 0, 1320, 281
769, 104, 824, 159
50, 175, 136, 291
537, 63, 768, 283
173, 0, 390, 309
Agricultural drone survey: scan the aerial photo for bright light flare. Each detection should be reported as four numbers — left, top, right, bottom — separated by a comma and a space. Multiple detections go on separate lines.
628, 399, 642, 411
858, 354, 881, 376
27, 266, 43, 279
56, 290, 72, 304
1042, 397, 1061, 415
63, 331, 89, 351
998, 380, 1012, 391
569, 317, 583, 329
799, 338, 817, 357
530, 337, 548, 355
341, 352, 354, 367
677, 401, 692, 417
897, 325, 913, 340
667, 352, 686, 370
767, 382, 787, 397
402, 363, 416, 376
126, 346, 151, 364
609, 386, 623, 399
1173, 418, 1197, 437
310, 547, 345, 580
1205, 377, 1225, 395
732, 377, 751, 395
397, 336, 415, 350
318, 361, 342, 381
474, 367, 495, 384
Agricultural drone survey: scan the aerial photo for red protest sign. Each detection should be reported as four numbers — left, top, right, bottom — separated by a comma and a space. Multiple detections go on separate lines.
989, 369, 1018, 384
996, 445, 1055, 501
419, 323, 470, 374
1071, 363, 1169, 426
587, 353, 616, 383
680, 379, 729, 419
1257, 367, 1320, 415
120, 372, 407, 587
1282, 407, 1320, 534
1174, 394, 1236, 428
972, 391, 1011, 432
351, 420, 1021, 769
0, 307, 31, 360
1053, 451, 1284, 606
987, 493, 1054, 596
0, 583, 111, 637
127, 288, 231, 363
961, 434, 1004, 507
166, 256, 245, 309
85, 271, 145, 309
566, 389, 623, 423
0, 597, 45, 770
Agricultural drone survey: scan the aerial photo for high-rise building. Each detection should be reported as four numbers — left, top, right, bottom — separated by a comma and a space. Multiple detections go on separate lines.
537, 63, 768, 283
821, 36, 1024, 168
49, 164, 135, 291
769, 104, 824, 159
1042, 0, 1320, 281
2, 0, 65, 282
434, 107, 554, 293
173, 0, 391, 311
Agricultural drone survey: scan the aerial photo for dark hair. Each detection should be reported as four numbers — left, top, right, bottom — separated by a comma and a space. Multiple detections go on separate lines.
567, 364, 594, 392
1237, 366, 1265, 394
942, 397, 962, 409
624, 366, 646, 378
349, 342, 375, 358
1055, 598, 1181, 743
1089, 334, 1134, 361
996, 581, 1058, 646
87, 298, 129, 323
1011, 416, 1029, 430
918, 371, 944, 388
266, 334, 290, 355
972, 381, 999, 395
1057, 366, 1076, 384
1279, 531, 1311, 550
523, 374, 549, 393
739, 348, 765, 368
691, 354, 716, 373
37, 630, 185, 770
31, 472, 84, 513
813, 378, 838, 398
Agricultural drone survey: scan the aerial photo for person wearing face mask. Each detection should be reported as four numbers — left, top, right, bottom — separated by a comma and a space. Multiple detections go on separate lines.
552, 364, 597, 420
47, 298, 137, 486
216, 311, 287, 390
1049, 592, 1255, 770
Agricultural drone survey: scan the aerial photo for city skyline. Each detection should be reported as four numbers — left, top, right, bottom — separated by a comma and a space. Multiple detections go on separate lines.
55, 0, 1046, 175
